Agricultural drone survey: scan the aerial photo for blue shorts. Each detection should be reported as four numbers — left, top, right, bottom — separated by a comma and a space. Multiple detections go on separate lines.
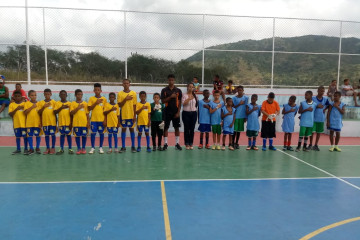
223, 130, 234, 135
27, 127, 41, 137
73, 127, 88, 137
328, 127, 341, 132
0, 99, 10, 106
137, 125, 150, 133
121, 119, 134, 128
43, 126, 56, 136
14, 128, 27, 137
91, 122, 105, 134
107, 127, 119, 134
198, 123, 211, 133
59, 126, 71, 135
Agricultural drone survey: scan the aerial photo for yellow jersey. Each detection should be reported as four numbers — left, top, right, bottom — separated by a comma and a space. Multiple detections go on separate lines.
24, 101, 41, 128
8, 102, 26, 129
104, 102, 120, 128
88, 96, 107, 122
38, 99, 57, 127
55, 101, 72, 127
117, 90, 137, 120
136, 102, 151, 125
70, 101, 89, 127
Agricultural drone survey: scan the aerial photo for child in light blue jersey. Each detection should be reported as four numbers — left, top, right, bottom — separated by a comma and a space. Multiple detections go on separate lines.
232, 86, 248, 149
327, 91, 345, 152
282, 95, 298, 151
209, 90, 224, 150
198, 89, 211, 149
296, 91, 318, 152
221, 97, 236, 151
245, 94, 261, 150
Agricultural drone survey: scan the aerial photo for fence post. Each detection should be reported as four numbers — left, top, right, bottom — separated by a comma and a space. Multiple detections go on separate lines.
201, 14, 205, 88
43, 8, 49, 85
271, 17, 276, 89
25, 0, 31, 85
124, 11, 127, 79
337, 21, 343, 90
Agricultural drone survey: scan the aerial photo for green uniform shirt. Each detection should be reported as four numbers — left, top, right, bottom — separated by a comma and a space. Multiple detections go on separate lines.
150, 102, 164, 122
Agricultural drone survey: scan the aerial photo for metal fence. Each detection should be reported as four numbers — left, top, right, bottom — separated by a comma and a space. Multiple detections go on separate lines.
0, 4, 360, 88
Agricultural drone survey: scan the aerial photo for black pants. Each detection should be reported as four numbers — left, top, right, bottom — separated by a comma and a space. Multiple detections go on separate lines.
151, 121, 163, 147
182, 111, 197, 146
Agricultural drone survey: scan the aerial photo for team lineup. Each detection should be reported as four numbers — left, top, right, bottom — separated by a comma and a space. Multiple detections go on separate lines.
8, 74, 345, 155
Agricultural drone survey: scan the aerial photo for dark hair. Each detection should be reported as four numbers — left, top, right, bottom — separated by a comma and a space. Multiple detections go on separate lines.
305, 90, 313, 96
59, 90, 67, 95
153, 92, 160, 97
15, 83, 21, 86
228, 80, 233, 84
13, 90, 22, 96
193, 76, 198, 80
289, 95, 297, 101
214, 74, 220, 78
109, 92, 116, 98
344, 79, 349, 83
75, 89, 82, 95
331, 80, 336, 82
28, 90, 36, 97
203, 89, 209, 94
226, 97, 232, 102
213, 90, 220, 94
123, 78, 130, 83
334, 91, 341, 97
268, 92, 275, 99
187, 83, 198, 107
94, 83, 101, 89
237, 85, 244, 90
167, 74, 175, 79
318, 85, 325, 91
251, 94, 258, 99
44, 88, 51, 93
139, 91, 146, 96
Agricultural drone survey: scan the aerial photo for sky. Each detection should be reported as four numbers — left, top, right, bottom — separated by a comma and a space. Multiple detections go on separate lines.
0, 0, 359, 61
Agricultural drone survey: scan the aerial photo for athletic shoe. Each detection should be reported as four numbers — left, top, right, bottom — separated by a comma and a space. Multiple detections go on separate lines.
312, 145, 320, 151
137, 147, 141, 152
287, 146, 294, 151
50, 148, 55, 155
329, 147, 334, 152
246, 146, 251, 150
234, 144, 240, 149
269, 146, 277, 151
198, 144, 203, 149
262, 146, 267, 151
43, 149, 50, 155
221, 145, 226, 151
283, 146, 287, 151
216, 145, 221, 150
212, 145, 216, 150
107, 149, 112, 154
68, 149, 74, 154
25, 149, 34, 155
252, 146, 259, 151
306, 145, 313, 151
131, 147, 137, 153
120, 147, 126, 152
295, 147, 301, 152
36, 148, 41, 154
334, 146, 342, 152
303, 147, 309, 152
99, 148, 104, 154
12, 149, 21, 155
205, 144, 211, 149
190, 146, 194, 150
186, 146, 190, 150
114, 148, 119, 153
229, 145, 234, 151
163, 144, 168, 151
157, 146, 163, 151
23, 149, 29, 155
76, 150, 82, 155
88, 148, 95, 154
81, 149, 87, 154
147, 147, 152, 153
153, 146, 157, 152
56, 149, 64, 155
175, 144, 182, 150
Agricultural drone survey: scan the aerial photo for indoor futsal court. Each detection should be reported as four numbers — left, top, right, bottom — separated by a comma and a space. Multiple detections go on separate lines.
0, 136, 359, 240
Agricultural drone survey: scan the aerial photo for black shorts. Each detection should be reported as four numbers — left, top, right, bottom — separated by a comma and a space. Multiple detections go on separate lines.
261, 120, 276, 138
164, 110, 181, 129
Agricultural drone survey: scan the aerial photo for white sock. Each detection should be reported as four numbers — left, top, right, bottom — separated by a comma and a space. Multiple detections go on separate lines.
176, 136, 179, 144
164, 137, 168, 144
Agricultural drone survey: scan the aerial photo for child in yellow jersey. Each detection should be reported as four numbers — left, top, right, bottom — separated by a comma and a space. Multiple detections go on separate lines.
117, 79, 137, 153
54, 90, 73, 155
88, 83, 107, 154
38, 88, 57, 155
9, 91, 27, 155
135, 91, 152, 152
104, 92, 120, 153
70, 89, 89, 155
24, 90, 42, 155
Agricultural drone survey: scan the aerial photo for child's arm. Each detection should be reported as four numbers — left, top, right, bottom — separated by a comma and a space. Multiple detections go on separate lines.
148, 113, 151, 127
117, 115, 121, 128
86, 113, 90, 129
24, 103, 36, 115
297, 105, 304, 114
135, 105, 144, 115
54, 104, 69, 114
334, 102, 345, 115
88, 98, 103, 111
70, 103, 84, 116
229, 113, 235, 128
209, 103, 221, 114
0, 86, 9, 99
8, 105, 24, 117
38, 102, 50, 115
118, 95, 133, 108
326, 105, 332, 128
103, 105, 117, 116
283, 107, 296, 115
133, 104, 137, 122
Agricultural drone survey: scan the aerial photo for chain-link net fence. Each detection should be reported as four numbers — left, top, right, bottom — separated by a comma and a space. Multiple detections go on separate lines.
0, 6, 359, 88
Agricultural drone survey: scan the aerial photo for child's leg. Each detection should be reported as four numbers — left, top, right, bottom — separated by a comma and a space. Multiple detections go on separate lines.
288, 133, 292, 146
36, 136, 41, 150
269, 138, 273, 147
90, 132, 96, 149
158, 127, 163, 147
217, 133, 221, 145
145, 132, 150, 148
283, 133, 288, 147
15, 137, 21, 151
60, 134, 65, 150
252, 137, 257, 147
130, 128, 135, 148
108, 133, 113, 149
248, 137, 252, 147
45, 135, 50, 149
137, 131, 142, 148
297, 137, 303, 148
28, 136, 34, 150
99, 132, 104, 148
81, 136, 87, 149
199, 132, 204, 145
114, 133, 118, 149
51, 134, 56, 149
121, 128, 126, 148
205, 132, 209, 146
235, 132, 240, 145
212, 132, 216, 145
335, 132, 341, 146
24, 137, 28, 150
67, 134, 72, 149
151, 123, 157, 147
229, 134, 233, 146
262, 138, 267, 148
303, 137, 308, 148
315, 132, 321, 146
309, 133, 314, 147
75, 136, 81, 150
222, 134, 226, 146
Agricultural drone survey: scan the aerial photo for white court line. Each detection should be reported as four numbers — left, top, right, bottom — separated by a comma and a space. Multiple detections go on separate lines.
278, 149, 360, 191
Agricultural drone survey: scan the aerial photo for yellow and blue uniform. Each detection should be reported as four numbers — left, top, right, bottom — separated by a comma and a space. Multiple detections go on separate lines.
24, 101, 41, 137
38, 99, 57, 136
70, 101, 89, 137
104, 102, 120, 134
118, 90, 137, 128
9, 102, 26, 137
55, 101, 72, 135
88, 96, 107, 134
136, 102, 151, 133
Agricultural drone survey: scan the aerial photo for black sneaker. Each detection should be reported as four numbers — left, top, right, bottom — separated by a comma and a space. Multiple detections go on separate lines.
157, 146, 163, 151
12, 150, 21, 155
312, 145, 320, 151
303, 147, 310, 152
131, 147, 137, 153
163, 144, 168, 150
56, 149, 64, 155
23, 149, 29, 155
175, 144, 182, 151
295, 147, 301, 152
153, 146, 157, 152
306, 145, 313, 151
25, 149, 34, 155
120, 147, 126, 152
36, 148, 42, 154
234, 143, 240, 149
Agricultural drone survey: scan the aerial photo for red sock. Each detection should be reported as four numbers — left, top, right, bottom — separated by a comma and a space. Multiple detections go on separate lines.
284, 141, 287, 146
288, 140, 291, 146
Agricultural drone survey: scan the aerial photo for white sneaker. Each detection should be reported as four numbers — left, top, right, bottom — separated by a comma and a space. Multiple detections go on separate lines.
89, 148, 95, 154
99, 147, 104, 154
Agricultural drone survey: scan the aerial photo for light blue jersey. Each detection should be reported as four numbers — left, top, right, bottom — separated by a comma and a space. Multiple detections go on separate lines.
198, 99, 211, 124
232, 95, 249, 119
222, 106, 235, 133
246, 104, 261, 131
329, 102, 345, 130
299, 101, 318, 127
209, 101, 224, 125
312, 96, 329, 122
282, 104, 299, 133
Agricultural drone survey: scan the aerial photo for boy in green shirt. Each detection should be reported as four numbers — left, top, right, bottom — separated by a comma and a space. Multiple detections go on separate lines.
150, 93, 165, 151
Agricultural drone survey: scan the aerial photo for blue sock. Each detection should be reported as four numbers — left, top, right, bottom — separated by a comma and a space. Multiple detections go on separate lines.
91, 133, 96, 148
45, 136, 50, 149
60, 134, 65, 150
269, 138, 273, 147
108, 133, 113, 149
76, 137, 81, 150
130, 131, 135, 148
16, 137, 21, 150
114, 134, 118, 149
121, 131, 126, 148
99, 134, 104, 148
146, 135, 150, 147
263, 138, 266, 148
24, 137, 28, 150
82, 136, 87, 149
36, 137, 41, 149
67, 135, 72, 149
138, 135, 141, 148
28, 137, 34, 150
51, 135, 56, 148
252, 139, 256, 147
248, 139, 251, 146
